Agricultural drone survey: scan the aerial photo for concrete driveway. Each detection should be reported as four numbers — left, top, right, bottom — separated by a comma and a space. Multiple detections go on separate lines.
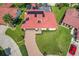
0, 25, 22, 56
25, 30, 43, 56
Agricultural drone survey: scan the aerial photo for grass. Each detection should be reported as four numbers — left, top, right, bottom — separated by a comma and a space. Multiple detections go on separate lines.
51, 6, 68, 23
36, 26, 71, 56
5, 10, 28, 56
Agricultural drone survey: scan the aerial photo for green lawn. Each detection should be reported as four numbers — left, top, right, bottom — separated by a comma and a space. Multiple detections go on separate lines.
51, 6, 68, 23
36, 26, 71, 56
6, 25, 28, 56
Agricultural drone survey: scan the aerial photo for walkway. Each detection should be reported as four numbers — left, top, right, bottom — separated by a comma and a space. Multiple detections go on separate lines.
0, 25, 22, 56
25, 30, 43, 56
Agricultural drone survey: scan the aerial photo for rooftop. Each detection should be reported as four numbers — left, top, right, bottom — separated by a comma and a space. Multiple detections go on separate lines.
1, 3, 12, 8
0, 6, 17, 24
62, 8, 79, 29
21, 10, 57, 29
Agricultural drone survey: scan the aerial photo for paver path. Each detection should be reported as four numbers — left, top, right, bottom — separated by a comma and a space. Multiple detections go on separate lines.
25, 30, 43, 56
0, 25, 22, 56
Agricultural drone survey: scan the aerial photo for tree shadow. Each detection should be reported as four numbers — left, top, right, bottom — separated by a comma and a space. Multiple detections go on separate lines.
4, 47, 11, 56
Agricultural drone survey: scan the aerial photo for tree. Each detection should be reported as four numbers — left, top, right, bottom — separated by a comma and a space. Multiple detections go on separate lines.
11, 3, 26, 8
55, 3, 69, 9
3, 14, 13, 26
0, 47, 6, 56
73, 4, 79, 9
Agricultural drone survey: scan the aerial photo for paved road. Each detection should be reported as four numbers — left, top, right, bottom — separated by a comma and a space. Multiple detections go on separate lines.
0, 25, 22, 56
25, 30, 43, 56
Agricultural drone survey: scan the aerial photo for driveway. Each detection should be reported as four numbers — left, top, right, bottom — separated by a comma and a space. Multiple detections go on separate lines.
25, 30, 43, 56
0, 25, 22, 56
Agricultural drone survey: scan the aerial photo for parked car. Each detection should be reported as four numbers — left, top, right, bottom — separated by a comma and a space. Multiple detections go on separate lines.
69, 44, 77, 56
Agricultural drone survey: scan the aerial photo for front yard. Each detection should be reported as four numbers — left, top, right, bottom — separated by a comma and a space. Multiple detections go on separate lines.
36, 26, 71, 55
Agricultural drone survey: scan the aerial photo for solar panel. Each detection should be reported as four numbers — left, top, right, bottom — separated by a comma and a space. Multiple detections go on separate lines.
27, 11, 45, 17
27, 11, 44, 14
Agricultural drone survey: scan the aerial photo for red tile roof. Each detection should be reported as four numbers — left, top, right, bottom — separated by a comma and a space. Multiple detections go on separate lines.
0, 7, 17, 24
63, 8, 79, 29
21, 10, 57, 29
1, 3, 12, 8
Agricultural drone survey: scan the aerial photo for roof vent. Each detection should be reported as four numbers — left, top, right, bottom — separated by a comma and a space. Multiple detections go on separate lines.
37, 20, 41, 23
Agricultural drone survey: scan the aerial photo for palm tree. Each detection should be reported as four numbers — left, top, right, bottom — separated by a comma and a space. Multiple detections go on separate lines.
3, 14, 13, 26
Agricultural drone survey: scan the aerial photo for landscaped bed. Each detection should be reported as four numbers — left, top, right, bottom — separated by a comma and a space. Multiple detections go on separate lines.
36, 26, 71, 56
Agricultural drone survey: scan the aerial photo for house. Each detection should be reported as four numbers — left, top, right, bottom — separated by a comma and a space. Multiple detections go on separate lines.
0, 4, 21, 25
21, 10, 57, 30
1, 3, 12, 8
62, 8, 79, 41
62, 8, 79, 30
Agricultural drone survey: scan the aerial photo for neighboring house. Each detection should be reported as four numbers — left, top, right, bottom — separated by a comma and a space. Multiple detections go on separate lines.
0, 4, 21, 25
0, 3, 12, 8
62, 8, 79, 41
62, 8, 79, 30
21, 10, 57, 30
